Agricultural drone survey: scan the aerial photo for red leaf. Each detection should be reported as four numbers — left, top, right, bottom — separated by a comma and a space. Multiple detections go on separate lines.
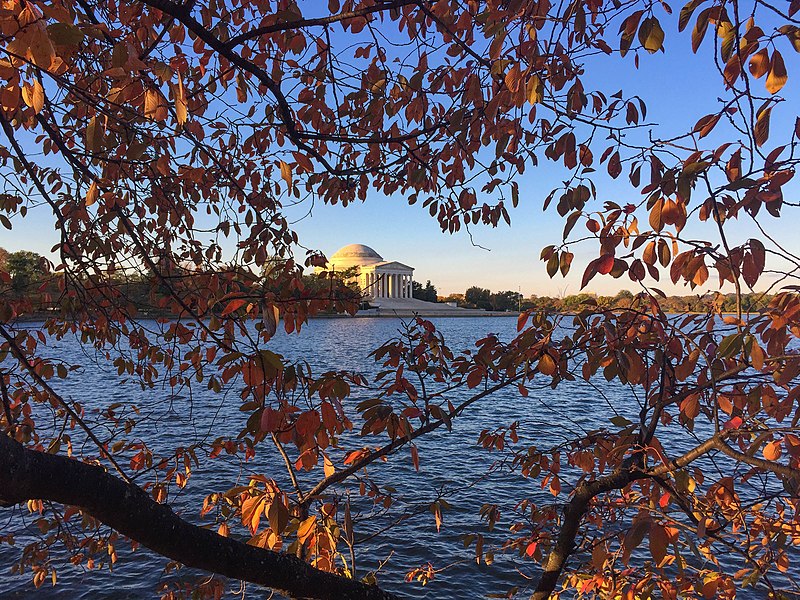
597, 254, 615, 274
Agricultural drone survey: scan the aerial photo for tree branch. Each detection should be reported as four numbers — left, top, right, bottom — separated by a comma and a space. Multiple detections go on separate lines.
0, 434, 399, 600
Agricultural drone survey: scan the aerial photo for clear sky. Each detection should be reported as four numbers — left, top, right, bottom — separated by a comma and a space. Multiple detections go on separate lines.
2, 10, 798, 298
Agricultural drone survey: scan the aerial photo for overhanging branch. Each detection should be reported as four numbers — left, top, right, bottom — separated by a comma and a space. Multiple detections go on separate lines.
0, 434, 399, 600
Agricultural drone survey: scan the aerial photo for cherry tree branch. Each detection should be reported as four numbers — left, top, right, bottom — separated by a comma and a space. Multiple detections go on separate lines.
0, 434, 399, 600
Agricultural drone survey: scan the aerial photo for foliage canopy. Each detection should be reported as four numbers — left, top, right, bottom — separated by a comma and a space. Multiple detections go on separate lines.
1, 0, 800, 599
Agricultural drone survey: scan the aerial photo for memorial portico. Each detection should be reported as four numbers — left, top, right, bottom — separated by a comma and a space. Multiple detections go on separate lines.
321, 244, 415, 301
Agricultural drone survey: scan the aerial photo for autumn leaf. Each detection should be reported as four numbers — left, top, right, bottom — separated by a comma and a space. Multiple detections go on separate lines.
279, 161, 293, 192
527, 74, 543, 104
649, 198, 664, 232
21, 81, 44, 114
85, 116, 103, 153
749, 49, 770, 79
597, 254, 615, 274
693, 113, 720, 138
754, 105, 772, 147
763, 441, 781, 461
221, 298, 247, 316
538, 353, 557, 376
85, 181, 99, 206
267, 499, 288, 535
638, 17, 664, 53
504, 64, 522, 93
173, 76, 188, 125
297, 516, 316, 543
323, 454, 335, 478
766, 51, 788, 94
144, 89, 168, 121
649, 524, 669, 566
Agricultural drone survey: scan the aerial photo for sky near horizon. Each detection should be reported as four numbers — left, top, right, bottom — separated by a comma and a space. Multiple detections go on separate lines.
1, 9, 798, 297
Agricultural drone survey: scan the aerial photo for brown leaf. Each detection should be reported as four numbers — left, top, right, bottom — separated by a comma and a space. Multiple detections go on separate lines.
766, 51, 788, 94
608, 151, 622, 178
754, 105, 772, 147
504, 64, 522, 93
748, 49, 770, 79
693, 113, 720, 138
638, 17, 665, 53
649, 523, 669, 566
691, 8, 711, 53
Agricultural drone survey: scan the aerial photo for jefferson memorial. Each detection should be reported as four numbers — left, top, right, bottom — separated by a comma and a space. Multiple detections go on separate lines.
323, 244, 414, 301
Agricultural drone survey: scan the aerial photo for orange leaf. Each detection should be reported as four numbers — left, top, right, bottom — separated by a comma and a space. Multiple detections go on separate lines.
279, 160, 293, 191
144, 88, 167, 121
297, 516, 316, 543
221, 298, 246, 316
538, 353, 557, 376
649, 198, 664, 232
174, 76, 188, 125
763, 440, 781, 461
86, 181, 99, 206
323, 453, 335, 478
748, 48, 770, 78
766, 50, 788, 94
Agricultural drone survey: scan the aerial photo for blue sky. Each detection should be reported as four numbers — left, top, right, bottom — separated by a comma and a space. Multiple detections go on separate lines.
2, 8, 798, 297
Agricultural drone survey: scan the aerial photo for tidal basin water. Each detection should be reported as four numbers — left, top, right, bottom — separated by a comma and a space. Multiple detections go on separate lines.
0, 316, 795, 598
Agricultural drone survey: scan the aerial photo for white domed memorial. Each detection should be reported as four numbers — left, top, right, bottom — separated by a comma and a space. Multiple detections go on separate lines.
323, 244, 415, 301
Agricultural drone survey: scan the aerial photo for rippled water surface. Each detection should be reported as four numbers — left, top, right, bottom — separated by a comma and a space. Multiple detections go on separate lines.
0, 316, 795, 598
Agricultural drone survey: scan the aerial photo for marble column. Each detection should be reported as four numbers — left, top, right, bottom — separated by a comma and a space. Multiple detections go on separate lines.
403, 274, 408, 298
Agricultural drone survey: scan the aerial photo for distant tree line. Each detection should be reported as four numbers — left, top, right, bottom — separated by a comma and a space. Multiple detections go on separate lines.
440, 286, 772, 314
1, 248, 772, 316
1, 247, 360, 316
440, 286, 523, 311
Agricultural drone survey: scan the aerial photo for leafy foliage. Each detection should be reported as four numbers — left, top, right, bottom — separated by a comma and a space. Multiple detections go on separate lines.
0, 0, 799, 599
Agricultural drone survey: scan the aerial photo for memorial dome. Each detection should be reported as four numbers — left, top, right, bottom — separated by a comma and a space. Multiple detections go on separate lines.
328, 244, 384, 270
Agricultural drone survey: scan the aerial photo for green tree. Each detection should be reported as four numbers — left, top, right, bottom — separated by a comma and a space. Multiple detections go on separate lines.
490, 290, 522, 311
412, 280, 438, 303
6, 250, 46, 293
465, 286, 492, 310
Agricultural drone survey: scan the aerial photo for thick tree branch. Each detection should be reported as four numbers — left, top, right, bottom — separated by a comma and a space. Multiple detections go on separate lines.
0, 434, 399, 600
531, 468, 638, 600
